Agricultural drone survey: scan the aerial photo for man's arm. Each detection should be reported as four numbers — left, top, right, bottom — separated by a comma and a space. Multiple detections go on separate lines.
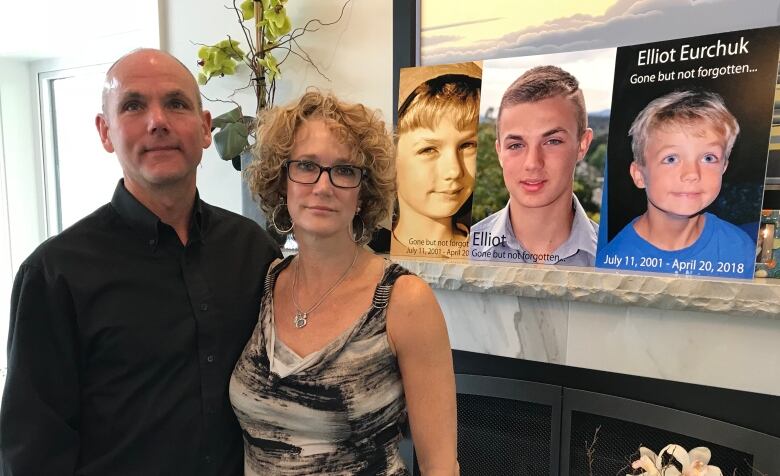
0, 263, 81, 474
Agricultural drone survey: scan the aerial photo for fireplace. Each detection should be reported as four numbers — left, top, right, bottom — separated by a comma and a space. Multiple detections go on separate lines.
562, 389, 777, 475
455, 375, 560, 475
401, 350, 780, 475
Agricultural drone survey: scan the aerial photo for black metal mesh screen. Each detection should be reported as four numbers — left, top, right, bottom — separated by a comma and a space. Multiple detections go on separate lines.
567, 411, 755, 476
457, 393, 552, 476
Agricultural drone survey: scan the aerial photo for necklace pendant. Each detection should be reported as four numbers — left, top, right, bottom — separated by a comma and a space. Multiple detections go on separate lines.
293, 311, 308, 329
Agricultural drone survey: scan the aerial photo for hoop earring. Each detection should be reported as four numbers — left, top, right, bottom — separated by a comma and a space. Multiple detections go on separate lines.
271, 199, 294, 233
350, 213, 366, 244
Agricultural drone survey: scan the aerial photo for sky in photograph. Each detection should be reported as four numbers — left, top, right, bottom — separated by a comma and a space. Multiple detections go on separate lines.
420, 0, 780, 65
478, 48, 617, 118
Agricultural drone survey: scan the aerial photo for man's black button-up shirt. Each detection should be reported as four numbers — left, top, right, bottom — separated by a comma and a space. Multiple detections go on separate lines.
0, 181, 281, 475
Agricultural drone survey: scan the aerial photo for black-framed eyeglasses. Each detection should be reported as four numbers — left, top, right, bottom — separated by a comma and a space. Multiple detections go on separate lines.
284, 160, 366, 189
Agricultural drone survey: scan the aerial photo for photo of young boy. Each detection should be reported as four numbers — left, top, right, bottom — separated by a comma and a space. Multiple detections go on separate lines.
596, 26, 780, 279
391, 62, 481, 259
469, 48, 615, 266
598, 90, 755, 278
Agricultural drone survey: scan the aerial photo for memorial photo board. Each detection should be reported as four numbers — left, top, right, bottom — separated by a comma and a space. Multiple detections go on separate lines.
596, 26, 780, 279
469, 49, 615, 266
390, 62, 482, 259
391, 25, 780, 282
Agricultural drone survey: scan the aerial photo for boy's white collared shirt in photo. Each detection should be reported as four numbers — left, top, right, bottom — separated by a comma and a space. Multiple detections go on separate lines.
470, 194, 597, 266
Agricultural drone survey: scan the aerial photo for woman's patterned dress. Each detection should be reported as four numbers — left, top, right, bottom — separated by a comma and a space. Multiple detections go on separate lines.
230, 256, 412, 475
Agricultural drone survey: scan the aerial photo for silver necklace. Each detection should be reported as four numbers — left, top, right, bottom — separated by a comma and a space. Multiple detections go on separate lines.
291, 246, 359, 329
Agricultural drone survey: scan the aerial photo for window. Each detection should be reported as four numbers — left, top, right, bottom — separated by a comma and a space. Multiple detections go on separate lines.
0, 97, 11, 384
38, 65, 121, 233
0, 0, 159, 397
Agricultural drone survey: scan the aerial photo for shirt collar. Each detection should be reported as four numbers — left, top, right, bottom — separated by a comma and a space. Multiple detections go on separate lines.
490, 204, 520, 249
492, 194, 597, 259
555, 194, 597, 260
110, 179, 208, 247
189, 197, 206, 244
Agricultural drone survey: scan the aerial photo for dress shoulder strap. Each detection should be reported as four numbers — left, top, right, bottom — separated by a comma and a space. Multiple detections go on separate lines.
263, 255, 295, 295
371, 261, 413, 310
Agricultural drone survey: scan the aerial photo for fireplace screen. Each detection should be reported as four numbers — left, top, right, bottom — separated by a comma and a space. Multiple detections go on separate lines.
403, 354, 780, 476
451, 374, 562, 475
561, 388, 779, 476
458, 393, 552, 475
567, 410, 754, 475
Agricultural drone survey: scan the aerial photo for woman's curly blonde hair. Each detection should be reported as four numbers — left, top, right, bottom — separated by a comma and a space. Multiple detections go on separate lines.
244, 90, 395, 244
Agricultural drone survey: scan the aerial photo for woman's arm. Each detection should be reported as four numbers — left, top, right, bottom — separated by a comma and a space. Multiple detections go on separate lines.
387, 275, 458, 476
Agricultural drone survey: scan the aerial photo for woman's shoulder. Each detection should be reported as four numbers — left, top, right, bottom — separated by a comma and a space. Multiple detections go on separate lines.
379, 258, 426, 288
385, 262, 446, 351
363, 255, 435, 309
384, 266, 436, 311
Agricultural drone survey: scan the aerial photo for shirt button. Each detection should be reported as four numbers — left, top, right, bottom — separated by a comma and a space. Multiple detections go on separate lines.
206, 354, 215, 363
204, 455, 212, 463
148, 239, 156, 246
200, 303, 209, 311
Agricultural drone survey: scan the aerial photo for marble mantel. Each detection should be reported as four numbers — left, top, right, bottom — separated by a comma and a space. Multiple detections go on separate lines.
393, 258, 780, 320
391, 258, 780, 398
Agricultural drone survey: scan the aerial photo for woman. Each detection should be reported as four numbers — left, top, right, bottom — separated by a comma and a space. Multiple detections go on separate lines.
392, 62, 481, 259
232, 90, 458, 475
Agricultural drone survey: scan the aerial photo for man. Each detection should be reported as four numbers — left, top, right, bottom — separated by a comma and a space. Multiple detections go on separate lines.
0, 49, 280, 475
470, 65, 597, 266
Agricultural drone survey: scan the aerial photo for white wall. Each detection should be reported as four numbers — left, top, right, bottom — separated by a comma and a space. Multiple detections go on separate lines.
0, 0, 160, 278
0, 0, 161, 385
0, 58, 40, 374
0, 58, 43, 272
162, 0, 394, 213
0, 0, 393, 261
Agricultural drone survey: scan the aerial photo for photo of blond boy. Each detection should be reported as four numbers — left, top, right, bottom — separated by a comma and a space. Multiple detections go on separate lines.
391, 62, 481, 259
599, 90, 754, 278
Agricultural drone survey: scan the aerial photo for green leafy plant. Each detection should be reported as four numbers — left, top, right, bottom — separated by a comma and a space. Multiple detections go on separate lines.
195, 0, 348, 169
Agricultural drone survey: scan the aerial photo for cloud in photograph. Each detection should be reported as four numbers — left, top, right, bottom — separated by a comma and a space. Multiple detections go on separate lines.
423, 35, 464, 48
421, 0, 780, 65
423, 17, 502, 32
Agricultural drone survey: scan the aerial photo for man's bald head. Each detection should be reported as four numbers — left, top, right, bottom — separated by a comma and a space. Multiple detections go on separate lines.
95, 47, 213, 198
101, 48, 202, 115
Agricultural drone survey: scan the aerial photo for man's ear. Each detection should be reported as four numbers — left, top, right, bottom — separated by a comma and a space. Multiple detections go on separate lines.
95, 114, 115, 153
577, 128, 594, 162
201, 110, 213, 149
629, 161, 646, 189
495, 139, 504, 168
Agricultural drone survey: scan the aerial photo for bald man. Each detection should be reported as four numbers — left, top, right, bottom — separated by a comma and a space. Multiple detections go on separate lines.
0, 49, 280, 475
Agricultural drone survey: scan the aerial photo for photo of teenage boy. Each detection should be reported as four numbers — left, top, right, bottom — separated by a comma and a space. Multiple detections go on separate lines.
391, 62, 481, 259
471, 65, 596, 265
598, 90, 755, 278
